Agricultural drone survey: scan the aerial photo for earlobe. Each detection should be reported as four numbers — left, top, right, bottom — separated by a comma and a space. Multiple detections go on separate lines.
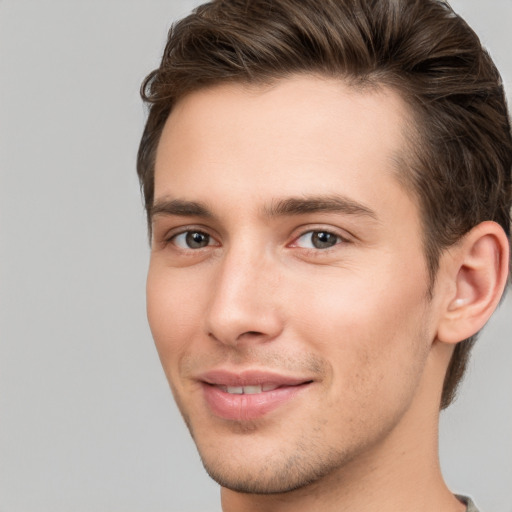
437, 221, 510, 344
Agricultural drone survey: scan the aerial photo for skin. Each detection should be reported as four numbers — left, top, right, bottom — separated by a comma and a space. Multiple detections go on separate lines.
147, 76, 474, 511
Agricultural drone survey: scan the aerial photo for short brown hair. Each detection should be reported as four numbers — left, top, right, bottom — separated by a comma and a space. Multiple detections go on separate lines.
137, 0, 512, 408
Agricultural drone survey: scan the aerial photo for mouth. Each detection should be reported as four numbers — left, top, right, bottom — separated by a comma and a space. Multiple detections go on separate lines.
198, 370, 314, 421
214, 383, 287, 394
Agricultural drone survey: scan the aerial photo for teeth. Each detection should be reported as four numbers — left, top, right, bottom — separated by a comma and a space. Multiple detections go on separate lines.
223, 384, 280, 395
243, 385, 262, 395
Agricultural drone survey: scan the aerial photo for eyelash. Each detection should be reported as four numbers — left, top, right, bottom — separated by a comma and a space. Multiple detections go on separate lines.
165, 228, 218, 250
290, 230, 347, 251
163, 226, 349, 253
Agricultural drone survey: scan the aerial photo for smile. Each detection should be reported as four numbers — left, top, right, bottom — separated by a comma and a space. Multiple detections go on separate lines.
198, 370, 313, 421
219, 384, 280, 394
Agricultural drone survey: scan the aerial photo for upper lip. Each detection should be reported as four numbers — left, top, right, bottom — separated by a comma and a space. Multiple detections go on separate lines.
198, 369, 313, 387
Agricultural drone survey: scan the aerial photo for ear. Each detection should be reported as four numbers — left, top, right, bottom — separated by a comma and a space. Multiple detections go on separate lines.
436, 221, 510, 344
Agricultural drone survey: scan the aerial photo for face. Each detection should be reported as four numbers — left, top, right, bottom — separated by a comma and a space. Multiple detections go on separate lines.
147, 76, 441, 494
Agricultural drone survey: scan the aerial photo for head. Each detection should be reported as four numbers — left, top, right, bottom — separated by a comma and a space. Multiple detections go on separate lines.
138, 0, 511, 497
138, 0, 511, 409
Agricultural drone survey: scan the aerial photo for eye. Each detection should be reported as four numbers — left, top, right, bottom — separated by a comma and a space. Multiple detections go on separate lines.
293, 230, 342, 249
172, 230, 216, 249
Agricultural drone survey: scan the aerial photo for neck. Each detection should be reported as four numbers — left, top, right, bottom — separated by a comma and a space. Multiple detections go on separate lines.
221, 345, 465, 512
221, 414, 463, 512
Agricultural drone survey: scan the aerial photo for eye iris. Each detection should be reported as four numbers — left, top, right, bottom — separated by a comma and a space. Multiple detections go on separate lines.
186, 231, 209, 248
312, 231, 337, 249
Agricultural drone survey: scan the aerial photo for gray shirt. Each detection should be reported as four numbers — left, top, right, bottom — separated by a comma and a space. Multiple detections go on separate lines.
457, 495, 479, 512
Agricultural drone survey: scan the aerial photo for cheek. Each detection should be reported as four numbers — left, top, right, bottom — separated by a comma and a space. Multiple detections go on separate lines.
146, 265, 206, 370
287, 264, 431, 405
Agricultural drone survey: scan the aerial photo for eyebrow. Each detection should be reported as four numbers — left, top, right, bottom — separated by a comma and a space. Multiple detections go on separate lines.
264, 195, 378, 220
150, 199, 213, 219
150, 194, 378, 222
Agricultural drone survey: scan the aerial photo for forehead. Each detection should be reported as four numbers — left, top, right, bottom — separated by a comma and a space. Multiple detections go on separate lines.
154, 75, 417, 221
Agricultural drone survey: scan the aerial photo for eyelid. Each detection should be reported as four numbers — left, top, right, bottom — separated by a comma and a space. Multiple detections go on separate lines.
157, 224, 221, 248
288, 225, 352, 248
172, 231, 217, 250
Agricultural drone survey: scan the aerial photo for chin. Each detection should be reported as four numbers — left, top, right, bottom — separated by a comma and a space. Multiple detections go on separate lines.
203, 463, 322, 495
198, 443, 341, 495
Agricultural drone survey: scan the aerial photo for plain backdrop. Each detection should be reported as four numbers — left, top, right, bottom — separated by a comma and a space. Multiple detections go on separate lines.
0, 1, 511, 511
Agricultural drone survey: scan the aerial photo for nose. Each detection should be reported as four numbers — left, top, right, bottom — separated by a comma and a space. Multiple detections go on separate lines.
204, 247, 283, 347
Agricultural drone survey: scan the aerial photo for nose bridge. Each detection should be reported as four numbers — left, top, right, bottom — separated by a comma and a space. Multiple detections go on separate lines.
204, 242, 282, 345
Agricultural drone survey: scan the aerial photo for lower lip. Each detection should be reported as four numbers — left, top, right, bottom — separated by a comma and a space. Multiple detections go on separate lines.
202, 383, 311, 421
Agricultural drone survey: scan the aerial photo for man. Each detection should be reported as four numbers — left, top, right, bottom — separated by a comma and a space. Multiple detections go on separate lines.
137, 0, 511, 510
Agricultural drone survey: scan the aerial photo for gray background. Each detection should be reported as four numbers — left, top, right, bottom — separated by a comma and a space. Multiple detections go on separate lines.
0, 1, 510, 511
